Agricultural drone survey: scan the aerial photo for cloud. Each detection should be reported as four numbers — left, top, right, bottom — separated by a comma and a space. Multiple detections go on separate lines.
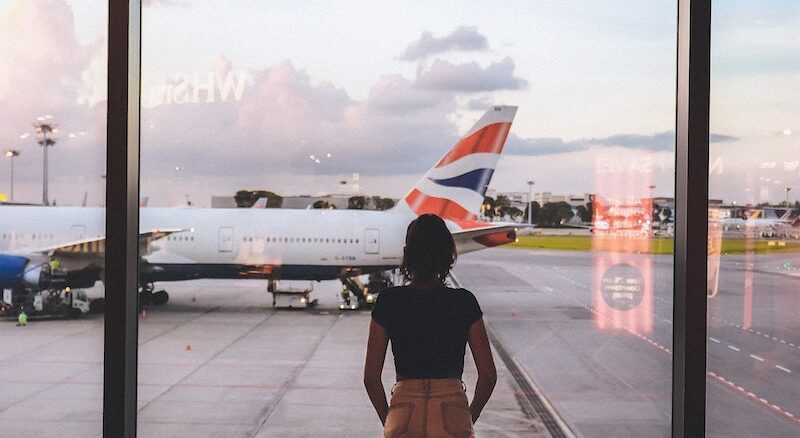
0, 0, 107, 204
506, 131, 738, 156
366, 74, 450, 113
465, 96, 494, 111
144, 0, 188, 7
139, 60, 460, 185
400, 26, 488, 61
709, 133, 737, 143
504, 134, 589, 156
416, 57, 527, 92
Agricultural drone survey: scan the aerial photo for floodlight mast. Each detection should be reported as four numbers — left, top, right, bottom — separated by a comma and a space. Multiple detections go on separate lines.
4, 149, 20, 201
527, 180, 535, 224
34, 115, 57, 205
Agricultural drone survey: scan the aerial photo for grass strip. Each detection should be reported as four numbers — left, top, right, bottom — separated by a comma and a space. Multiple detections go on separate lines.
507, 235, 800, 255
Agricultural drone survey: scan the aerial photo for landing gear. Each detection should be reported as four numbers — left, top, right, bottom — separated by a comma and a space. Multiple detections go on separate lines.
152, 290, 169, 305
338, 272, 395, 310
339, 277, 367, 310
139, 283, 169, 307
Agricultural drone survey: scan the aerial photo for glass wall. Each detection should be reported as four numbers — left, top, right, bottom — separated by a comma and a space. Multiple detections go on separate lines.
707, 2, 800, 436
0, 0, 107, 435
451, 3, 677, 436
135, 1, 675, 436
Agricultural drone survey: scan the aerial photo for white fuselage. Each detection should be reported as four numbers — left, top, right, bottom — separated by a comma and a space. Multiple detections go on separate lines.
1, 206, 413, 281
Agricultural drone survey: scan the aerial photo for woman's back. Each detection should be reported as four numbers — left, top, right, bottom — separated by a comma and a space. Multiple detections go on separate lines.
372, 286, 482, 379
363, 214, 496, 437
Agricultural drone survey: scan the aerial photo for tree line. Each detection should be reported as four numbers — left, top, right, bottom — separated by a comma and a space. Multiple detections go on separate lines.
234, 190, 395, 210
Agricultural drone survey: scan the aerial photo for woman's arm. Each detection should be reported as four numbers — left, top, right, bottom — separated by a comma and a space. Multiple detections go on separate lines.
364, 319, 390, 425
467, 318, 497, 424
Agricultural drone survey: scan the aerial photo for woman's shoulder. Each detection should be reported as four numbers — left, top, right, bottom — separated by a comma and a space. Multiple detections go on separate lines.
377, 285, 407, 299
445, 286, 477, 300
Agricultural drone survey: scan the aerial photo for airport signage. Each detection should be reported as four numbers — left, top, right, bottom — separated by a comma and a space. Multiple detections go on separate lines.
145, 70, 254, 107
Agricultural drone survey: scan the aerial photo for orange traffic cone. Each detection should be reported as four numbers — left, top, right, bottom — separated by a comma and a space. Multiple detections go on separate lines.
185, 343, 192, 351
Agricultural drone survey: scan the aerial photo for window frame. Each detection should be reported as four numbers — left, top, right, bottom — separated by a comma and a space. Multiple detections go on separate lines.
102, 1, 713, 436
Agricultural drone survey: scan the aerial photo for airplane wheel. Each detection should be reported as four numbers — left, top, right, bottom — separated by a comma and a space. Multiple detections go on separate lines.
152, 291, 169, 305
139, 290, 154, 305
89, 298, 105, 314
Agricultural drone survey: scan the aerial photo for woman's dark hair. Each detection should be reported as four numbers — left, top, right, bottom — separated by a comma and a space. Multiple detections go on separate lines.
399, 214, 457, 285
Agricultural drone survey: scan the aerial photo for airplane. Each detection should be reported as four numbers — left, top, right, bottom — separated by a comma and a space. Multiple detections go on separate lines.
719, 207, 797, 237
0, 106, 522, 316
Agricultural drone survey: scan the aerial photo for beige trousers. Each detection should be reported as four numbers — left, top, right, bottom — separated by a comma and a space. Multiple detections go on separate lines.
383, 378, 475, 438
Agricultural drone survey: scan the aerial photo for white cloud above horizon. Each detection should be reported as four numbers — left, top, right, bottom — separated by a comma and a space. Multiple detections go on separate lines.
0, 0, 798, 208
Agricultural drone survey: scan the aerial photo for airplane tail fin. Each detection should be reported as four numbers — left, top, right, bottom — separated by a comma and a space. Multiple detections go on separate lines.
398, 106, 517, 222
252, 198, 268, 209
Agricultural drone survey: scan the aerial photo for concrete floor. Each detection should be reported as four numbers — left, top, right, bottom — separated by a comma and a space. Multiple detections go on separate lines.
8, 246, 799, 437
0, 278, 547, 437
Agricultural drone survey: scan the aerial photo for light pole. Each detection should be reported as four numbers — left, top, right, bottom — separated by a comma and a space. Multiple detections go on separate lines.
785, 187, 791, 207
34, 115, 57, 205
527, 180, 535, 224
4, 149, 20, 201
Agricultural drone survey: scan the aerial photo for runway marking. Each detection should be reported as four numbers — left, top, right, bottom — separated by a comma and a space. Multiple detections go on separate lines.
709, 315, 800, 354
708, 371, 800, 427
537, 275, 800, 428
750, 354, 765, 362
776, 365, 792, 374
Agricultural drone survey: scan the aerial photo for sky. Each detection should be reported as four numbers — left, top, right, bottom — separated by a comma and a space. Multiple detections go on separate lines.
0, 0, 798, 207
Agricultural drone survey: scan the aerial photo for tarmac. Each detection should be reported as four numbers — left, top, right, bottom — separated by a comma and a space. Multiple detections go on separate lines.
455, 248, 800, 437
0, 277, 549, 437
3, 245, 798, 437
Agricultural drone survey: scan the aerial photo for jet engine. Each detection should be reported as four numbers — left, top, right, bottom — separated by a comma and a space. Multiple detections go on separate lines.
0, 255, 49, 289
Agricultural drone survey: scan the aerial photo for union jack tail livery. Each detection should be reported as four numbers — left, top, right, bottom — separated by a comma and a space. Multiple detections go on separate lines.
401, 106, 517, 224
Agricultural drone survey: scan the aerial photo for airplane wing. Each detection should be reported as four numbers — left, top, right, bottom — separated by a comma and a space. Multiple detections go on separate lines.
451, 223, 526, 254
37, 228, 187, 258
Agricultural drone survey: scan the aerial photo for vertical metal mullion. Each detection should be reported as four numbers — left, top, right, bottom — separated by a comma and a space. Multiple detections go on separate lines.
104, 1, 142, 437
673, 0, 711, 436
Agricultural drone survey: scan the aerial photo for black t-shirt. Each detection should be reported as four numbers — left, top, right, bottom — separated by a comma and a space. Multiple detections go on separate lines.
371, 285, 483, 379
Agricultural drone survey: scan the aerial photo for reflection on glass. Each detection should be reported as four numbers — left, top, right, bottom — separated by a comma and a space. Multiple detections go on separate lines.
136, 1, 675, 436
707, 2, 800, 436
592, 160, 655, 335
0, 0, 107, 436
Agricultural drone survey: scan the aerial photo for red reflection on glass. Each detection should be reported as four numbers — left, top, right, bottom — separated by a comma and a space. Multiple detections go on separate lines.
591, 158, 654, 335
743, 224, 755, 329
708, 208, 722, 300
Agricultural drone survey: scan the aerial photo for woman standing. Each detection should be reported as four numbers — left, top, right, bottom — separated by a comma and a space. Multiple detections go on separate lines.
364, 214, 497, 437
